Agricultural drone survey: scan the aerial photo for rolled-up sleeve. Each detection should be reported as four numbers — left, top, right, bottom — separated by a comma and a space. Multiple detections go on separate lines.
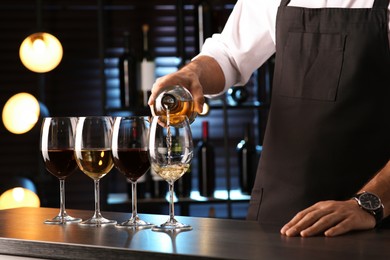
196, 0, 279, 97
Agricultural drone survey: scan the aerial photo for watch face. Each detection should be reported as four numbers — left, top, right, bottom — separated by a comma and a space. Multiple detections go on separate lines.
359, 192, 382, 210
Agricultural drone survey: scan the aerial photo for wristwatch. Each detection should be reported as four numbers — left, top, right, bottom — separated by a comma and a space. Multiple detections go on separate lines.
354, 191, 384, 227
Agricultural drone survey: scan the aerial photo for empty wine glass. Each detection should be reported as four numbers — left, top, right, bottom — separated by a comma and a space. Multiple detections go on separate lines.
149, 115, 193, 231
40, 117, 82, 224
74, 116, 117, 226
112, 116, 155, 229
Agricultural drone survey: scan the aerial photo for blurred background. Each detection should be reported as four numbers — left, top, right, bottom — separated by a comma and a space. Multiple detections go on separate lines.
0, 0, 273, 219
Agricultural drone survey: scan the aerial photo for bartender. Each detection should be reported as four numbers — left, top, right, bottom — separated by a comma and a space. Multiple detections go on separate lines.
149, 0, 390, 237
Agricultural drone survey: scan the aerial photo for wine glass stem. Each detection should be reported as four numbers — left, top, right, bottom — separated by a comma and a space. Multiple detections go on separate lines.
131, 181, 138, 219
168, 182, 175, 222
59, 179, 66, 218
93, 180, 102, 218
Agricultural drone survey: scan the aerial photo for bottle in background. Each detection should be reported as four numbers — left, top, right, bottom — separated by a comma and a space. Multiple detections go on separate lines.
149, 168, 167, 198
118, 31, 138, 109
237, 123, 261, 194
227, 86, 248, 105
197, 121, 215, 197
194, 0, 213, 53
175, 164, 192, 198
151, 85, 197, 124
171, 130, 192, 197
140, 24, 155, 107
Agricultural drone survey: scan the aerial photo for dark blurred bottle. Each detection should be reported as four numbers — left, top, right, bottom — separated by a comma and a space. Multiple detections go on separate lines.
197, 121, 215, 197
175, 164, 192, 198
237, 123, 261, 194
227, 86, 248, 105
140, 24, 155, 107
150, 168, 167, 199
118, 31, 138, 109
194, 0, 213, 53
149, 139, 167, 198
151, 85, 197, 124
167, 128, 192, 198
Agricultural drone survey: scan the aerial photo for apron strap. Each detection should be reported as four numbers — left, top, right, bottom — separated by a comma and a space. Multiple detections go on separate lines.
373, 0, 389, 8
280, 0, 291, 7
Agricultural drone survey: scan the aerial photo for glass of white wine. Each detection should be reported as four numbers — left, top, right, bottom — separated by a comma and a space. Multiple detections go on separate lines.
149, 115, 193, 231
74, 116, 117, 226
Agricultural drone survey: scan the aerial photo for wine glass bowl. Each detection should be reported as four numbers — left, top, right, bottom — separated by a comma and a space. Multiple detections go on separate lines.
149, 115, 193, 231
40, 117, 82, 224
74, 116, 116, 226
112, 116, 155, 229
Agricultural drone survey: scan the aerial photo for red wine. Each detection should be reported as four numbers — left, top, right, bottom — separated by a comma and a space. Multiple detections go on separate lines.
42, 149, 78, 179
197, 121, 215, 197
113, 148, 150, 182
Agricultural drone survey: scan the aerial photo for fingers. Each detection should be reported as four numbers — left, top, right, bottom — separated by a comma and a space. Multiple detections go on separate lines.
280, 200, 376, 237
148, 71, 205, 114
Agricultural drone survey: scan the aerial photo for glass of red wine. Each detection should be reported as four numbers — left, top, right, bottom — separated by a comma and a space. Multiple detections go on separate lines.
112, 116, 155, 229
40, 117, 82, 224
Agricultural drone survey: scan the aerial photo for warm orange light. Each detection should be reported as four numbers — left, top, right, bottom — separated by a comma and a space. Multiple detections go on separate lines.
0, 187, 40, 210
2, 93, 41, 134
19, 32, 63, 73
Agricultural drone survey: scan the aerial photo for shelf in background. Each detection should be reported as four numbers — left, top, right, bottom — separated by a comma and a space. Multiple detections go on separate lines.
107, 190, 251, 218
108, 189, 250, 205
207, 98, 270, 110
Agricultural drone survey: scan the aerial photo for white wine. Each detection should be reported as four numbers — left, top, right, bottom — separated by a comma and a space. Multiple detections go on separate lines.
76, 148, 114, 180
151, 163, 190, 183
151, 85, 197, 124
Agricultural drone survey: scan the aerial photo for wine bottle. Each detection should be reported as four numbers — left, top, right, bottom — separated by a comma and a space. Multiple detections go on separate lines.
237, 123, 261, 194
140, 24, 156, 107
150, 167, 167, 198
173, 129, 192, 198
175, 164, 192, 197
227, 86, 248, 105
197, 121, 215, 197
194, 0, 213, 53
151, 85, 197, 124
118, 31, 138, 109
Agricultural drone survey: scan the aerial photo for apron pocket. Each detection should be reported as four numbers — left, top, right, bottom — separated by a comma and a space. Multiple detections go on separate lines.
278, 32, 345, 101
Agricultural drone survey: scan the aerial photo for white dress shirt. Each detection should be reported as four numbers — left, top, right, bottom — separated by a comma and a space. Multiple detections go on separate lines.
199, 0, 390, 95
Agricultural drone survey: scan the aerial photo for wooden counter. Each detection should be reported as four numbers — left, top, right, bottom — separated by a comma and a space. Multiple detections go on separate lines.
0, 207, 389, 259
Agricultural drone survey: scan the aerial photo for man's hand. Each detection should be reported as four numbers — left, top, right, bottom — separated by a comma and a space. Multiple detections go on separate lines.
148, 56, 225, 114
280, 199, 376, 237
148, 66, 205, 114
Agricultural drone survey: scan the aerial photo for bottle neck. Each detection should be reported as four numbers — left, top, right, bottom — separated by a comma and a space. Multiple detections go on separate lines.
243, 123, 256, 146
142, 24, 153, 61
202, 121, 209, 141
123, 31, 131, 54
161, 94, 178, 111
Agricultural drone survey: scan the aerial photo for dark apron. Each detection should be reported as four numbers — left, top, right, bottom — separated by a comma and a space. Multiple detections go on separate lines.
247, 0, 390, 225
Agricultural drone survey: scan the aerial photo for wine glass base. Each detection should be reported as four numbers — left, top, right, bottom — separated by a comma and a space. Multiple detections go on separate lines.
116, 218, 156, 229
152, 219, 192, 232
44, 215, 82, 225
79, 217, 117, 226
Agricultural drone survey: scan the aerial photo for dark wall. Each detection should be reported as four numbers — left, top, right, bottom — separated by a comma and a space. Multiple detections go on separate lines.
0, 0, 237, 210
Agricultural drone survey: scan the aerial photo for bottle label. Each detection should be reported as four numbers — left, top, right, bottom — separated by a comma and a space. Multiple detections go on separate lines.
141, 60, 155, 91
